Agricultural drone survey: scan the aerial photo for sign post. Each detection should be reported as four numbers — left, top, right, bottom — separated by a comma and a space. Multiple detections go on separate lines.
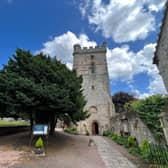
29, 124, 49, 147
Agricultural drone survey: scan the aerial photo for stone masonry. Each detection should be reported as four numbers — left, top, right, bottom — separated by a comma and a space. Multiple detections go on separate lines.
73, 42, 115, 135
154, 1, 168, 92
111, 111, 156, 145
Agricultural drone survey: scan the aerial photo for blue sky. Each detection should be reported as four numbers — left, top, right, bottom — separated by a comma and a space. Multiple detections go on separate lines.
0, 0, 167, 98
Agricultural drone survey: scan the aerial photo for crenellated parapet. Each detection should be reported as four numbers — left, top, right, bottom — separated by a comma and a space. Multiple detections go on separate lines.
73, 42, 106, 55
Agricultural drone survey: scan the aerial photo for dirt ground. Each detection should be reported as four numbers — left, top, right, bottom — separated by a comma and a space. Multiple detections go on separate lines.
0, 146, 24, 168
0, 133, 29, 168
0, 131, 105, 168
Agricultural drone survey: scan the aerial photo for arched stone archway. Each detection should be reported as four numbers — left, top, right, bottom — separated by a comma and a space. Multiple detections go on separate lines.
89, 106, 97, 114
92, 121, 99, 135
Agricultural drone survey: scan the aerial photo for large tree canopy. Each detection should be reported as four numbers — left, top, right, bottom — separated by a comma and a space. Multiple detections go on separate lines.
0, 49, 88, 134
112, 91, 136, 113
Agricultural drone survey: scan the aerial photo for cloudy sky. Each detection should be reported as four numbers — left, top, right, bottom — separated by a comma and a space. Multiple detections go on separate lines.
0, 0, 167, 98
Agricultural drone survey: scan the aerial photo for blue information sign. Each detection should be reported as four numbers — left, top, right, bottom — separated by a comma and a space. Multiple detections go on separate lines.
33, 125, 48, 135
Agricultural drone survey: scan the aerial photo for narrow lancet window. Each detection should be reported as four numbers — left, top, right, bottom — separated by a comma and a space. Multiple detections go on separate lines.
91, 62, 95, 73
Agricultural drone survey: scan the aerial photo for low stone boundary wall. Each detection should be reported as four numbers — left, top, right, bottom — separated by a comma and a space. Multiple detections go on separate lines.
0, 126, 30, 136
111, 111, 156, 145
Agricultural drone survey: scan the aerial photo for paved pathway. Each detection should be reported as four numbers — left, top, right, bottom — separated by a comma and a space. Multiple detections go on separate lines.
93, 136, 137, 168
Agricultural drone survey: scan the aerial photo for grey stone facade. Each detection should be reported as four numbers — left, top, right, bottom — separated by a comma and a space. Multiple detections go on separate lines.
73, 43, 115, 135
154, 1, 168, 92
159, 105, 168, 144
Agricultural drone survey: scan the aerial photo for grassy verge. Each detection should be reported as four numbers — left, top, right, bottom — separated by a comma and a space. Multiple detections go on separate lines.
0, 119, 30, 127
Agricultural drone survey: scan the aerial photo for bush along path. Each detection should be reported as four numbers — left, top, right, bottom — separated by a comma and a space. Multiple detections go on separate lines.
104, 131, 168, 167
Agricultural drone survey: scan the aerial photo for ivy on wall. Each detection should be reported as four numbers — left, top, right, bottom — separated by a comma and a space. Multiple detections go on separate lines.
125, 95, 168, 141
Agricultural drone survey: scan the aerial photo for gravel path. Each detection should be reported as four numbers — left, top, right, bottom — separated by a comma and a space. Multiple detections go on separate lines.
0, 146, 24, 168
11, 131, 105, 168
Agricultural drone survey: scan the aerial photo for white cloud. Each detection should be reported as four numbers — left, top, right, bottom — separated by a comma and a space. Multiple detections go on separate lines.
145, 0, 166, 12
79, 0, 90, 18
37, 31, 167, 98
107, 46, 135, 80
79, 0, 166, 43
107, 42, 167, 97
148, 73, 167, 95
36, 31, 96, 69
130, 88, 151, 99
130, 76, 167, 99
107, 43, 157, 81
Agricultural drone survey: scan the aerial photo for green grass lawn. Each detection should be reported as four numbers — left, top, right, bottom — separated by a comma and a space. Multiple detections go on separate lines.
0, 119, 30, 126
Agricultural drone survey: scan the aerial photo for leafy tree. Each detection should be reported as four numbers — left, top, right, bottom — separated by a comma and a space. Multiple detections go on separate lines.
112, 91, 136, 113
0, 49, 88, 134
126, 95, 168, 141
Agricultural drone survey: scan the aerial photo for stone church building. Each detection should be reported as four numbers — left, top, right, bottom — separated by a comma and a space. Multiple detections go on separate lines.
73, 42, 115, 135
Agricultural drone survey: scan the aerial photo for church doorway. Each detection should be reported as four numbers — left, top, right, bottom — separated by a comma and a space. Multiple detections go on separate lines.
92, 122, 99, 135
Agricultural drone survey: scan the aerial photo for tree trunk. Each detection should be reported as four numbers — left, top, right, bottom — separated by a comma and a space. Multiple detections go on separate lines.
30, 112, 33, 133
49, 113, 57, 135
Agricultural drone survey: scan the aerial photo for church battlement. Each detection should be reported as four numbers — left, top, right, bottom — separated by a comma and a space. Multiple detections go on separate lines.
73, 42, 106, 55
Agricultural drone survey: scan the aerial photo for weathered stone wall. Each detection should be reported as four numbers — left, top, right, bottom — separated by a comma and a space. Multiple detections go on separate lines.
159, 105, 168, 144
155, 5, 168, 92
73, 43, 115, 135
111, 112, 156, 145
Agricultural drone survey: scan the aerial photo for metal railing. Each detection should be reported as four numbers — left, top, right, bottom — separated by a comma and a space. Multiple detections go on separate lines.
149, 144, 168, 167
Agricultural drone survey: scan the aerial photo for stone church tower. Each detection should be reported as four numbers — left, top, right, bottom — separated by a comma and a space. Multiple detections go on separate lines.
73, 42, 115, 135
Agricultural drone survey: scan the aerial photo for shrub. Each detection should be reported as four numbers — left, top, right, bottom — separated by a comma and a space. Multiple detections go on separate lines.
107, 132, 129, 148
108, 132, 115, 138
116, 136, 129, 148
35, 137, 44, 148
86, 130, 89, 136
111, 133, 118, 141
64, 127, 78, 135
128, 136, 137, 147
129, 146, 141, 156
140, 140, 150, 162
103, 130, 111, 136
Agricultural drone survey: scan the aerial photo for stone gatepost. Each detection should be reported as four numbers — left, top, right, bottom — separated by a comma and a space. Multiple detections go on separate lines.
159, 110, 168, 144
